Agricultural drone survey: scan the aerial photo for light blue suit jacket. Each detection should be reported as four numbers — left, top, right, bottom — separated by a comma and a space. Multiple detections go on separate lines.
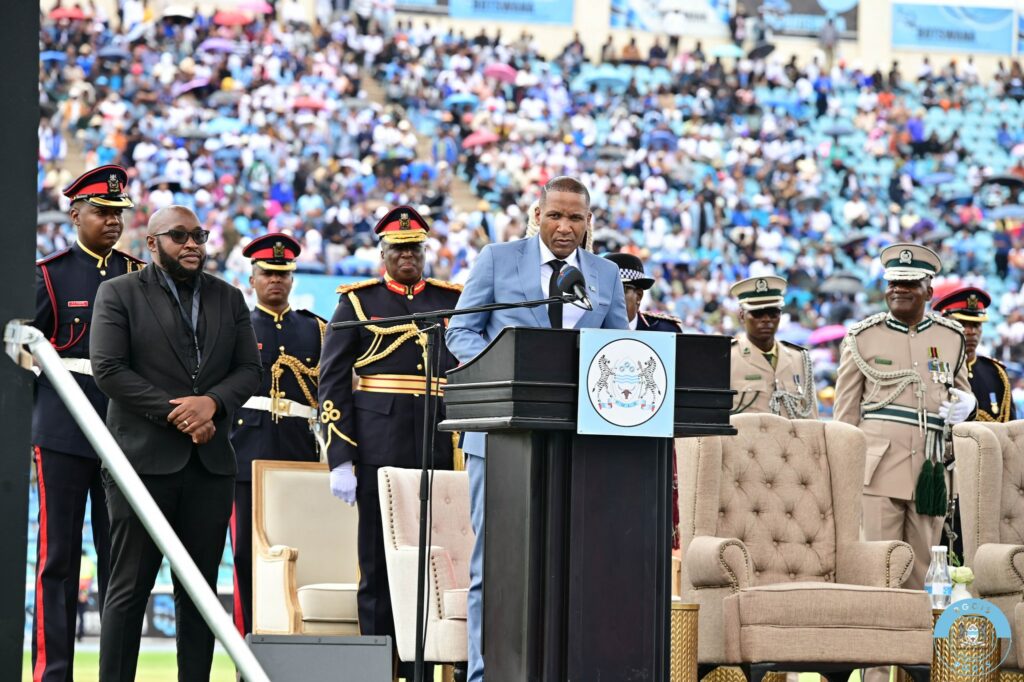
445, 236, 630, 456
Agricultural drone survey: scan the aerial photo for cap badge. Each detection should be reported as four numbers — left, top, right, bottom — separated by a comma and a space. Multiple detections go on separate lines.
399, 212, 410, 230
899, 249, 913, 265
273, 241, 285, 259
967, 294, 978, 310
755, 279, 768, 293
107, 174, 120, 194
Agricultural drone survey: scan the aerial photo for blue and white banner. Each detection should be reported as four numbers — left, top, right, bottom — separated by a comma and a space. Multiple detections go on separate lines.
610, 0, 730, 37
892, 3, 1015, 54
448, 0, 575, 24
577, 330, 676, 438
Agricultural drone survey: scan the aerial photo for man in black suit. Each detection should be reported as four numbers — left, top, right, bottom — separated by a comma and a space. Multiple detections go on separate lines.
90, 205, 261, 682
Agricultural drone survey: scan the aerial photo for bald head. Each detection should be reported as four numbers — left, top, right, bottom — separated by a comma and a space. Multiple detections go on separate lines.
147, 205, 199, 236
147, 205, 207, 282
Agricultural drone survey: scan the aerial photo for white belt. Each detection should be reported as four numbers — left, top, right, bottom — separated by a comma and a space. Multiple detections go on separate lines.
61, 358, 93, 376
242, 396, 317, 420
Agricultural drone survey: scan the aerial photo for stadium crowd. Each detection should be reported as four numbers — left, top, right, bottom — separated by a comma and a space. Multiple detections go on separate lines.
36, 4, 1024, 412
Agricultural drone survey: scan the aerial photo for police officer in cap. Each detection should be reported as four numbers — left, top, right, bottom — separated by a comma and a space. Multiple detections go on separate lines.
604, 252, 683, 332
318, 206, 462, 669
834, 243, 976, 596
729, 275, 818, 418
229, 233, 325, 635
31, 165, 144, 681
932, 286, 1015, 423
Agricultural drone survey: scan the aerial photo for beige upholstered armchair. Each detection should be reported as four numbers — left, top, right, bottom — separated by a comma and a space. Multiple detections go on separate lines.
678, 414, 933, 682
953, 421, 1024, 669
253, 460, 360, 635
378, 467, 472, 666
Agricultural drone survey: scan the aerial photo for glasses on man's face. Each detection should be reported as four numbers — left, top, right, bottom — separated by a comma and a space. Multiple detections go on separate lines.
748, 308, 781, 319
154, 229, 211, 245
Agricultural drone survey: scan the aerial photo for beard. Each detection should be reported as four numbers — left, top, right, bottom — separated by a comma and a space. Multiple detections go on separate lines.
156, 239, 206, 283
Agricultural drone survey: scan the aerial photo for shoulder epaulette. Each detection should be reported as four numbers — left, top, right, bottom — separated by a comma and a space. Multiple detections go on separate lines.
115, 249, 146, 265
847, 312, 887, 337
336, 278, 380, 295
642, 311, 682, 325
36, 248, 71, 266
929, 312, 965, 334
426, 278, 464, 293
780, 339, 809, 351
296, 308, 328, 324
731, 337, 738, 345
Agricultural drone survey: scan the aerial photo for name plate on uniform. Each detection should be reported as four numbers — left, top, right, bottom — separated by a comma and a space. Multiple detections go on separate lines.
577, 329, 676, 437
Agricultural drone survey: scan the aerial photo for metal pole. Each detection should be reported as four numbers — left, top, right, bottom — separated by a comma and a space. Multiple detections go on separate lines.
6, 321, 271, 682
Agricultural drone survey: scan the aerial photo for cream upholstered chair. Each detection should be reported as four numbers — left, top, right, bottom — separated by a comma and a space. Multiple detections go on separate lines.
378, 467, 472, 666
678, 414, 933, 682
952, 420, 1024, 669
253, 460, 360, 635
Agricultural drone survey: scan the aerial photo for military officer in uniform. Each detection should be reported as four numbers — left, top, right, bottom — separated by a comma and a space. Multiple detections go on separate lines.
932, 286, 1015, 423
31, 166, 144, 682
729, 275, 818, 418
931, 286, 1014, 562
228, 233, 324, 635
604, 252, 683, 333
318, 206, 462, 663
834, 244, 976, 595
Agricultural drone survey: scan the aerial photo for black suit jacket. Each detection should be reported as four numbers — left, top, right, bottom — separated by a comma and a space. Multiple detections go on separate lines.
90, 265, 262, 476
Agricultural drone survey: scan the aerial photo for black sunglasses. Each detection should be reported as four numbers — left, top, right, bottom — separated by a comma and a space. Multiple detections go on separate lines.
154, 228, 211, 245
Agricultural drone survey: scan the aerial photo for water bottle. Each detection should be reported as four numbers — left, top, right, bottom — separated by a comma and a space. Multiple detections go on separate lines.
925, 545, 952, 610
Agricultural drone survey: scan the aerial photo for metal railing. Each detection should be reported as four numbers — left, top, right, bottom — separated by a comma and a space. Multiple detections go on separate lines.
5, 320, 271, 682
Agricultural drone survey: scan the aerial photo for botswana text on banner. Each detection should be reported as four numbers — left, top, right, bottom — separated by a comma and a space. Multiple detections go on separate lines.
891, 3, 1015, 54
448, 0, 574, 24
610, 0, 729, 38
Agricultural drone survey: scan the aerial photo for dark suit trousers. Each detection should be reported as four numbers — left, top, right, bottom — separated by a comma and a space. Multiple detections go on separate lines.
229, 481, 252, 635
99, 453, 233, 682
32, 447, 111, 682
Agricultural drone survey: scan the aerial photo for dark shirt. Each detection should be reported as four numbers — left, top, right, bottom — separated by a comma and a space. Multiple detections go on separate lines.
156, 267, 205, 378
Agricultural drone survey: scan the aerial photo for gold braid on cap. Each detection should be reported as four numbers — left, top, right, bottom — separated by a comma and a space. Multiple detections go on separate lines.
348, 291, 428, 369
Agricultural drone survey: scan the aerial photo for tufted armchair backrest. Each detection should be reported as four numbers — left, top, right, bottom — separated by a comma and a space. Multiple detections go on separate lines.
379, 468, 475, 581
679, 414, 866, 587
953, 421, 1024, 566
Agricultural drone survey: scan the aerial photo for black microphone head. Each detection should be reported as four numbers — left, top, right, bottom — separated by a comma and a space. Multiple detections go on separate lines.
555, 265, 586, 295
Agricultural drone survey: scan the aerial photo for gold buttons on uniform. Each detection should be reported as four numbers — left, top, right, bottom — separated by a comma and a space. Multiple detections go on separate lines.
417, 364, 423, 370
306, 357, 312, 362
279, 346, 285, 352
276, 324, 282, 330
100, 270, 106, 276
407, 294, 414, 300
74, 317, 81, 323
237, 419, 244, 425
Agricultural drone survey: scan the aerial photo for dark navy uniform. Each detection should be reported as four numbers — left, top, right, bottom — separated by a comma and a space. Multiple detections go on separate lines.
30, 165, 143, 682
228, 234, 324, 635
637, 311, 683, 333
318, 206, 462, 643
969, 356, 1016, 422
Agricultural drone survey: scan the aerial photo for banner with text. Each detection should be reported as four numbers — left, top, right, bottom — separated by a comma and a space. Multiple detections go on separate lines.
610, 0, 730, 38
891, 3, 1015, 54
738, 0, 858, 38
399, 0, 575, 23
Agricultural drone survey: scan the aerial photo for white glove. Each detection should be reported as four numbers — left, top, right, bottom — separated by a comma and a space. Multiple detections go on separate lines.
330, 462, 357, 506
939, 388, 977, 425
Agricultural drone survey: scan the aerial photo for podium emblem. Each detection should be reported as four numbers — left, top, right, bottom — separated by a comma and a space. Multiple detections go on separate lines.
578, 331, 676, 436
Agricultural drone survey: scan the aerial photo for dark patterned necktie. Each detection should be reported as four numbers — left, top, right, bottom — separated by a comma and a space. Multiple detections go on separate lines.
547, 259, 566, 329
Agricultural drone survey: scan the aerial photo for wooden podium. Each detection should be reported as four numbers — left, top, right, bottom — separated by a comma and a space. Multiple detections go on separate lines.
440, 328, 734, 682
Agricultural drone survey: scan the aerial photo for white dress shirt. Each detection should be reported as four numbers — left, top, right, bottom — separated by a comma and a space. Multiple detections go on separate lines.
628, 314, 638, 331
539, 239, 584, 329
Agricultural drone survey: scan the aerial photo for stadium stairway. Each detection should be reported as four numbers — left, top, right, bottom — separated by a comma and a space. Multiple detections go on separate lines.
361, 70, 479, 214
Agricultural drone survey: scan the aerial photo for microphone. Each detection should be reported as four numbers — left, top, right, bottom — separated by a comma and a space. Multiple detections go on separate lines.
556, 265, 593, 311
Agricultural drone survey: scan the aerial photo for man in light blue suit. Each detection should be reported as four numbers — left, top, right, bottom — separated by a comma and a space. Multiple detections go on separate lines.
445, 177, 629, 681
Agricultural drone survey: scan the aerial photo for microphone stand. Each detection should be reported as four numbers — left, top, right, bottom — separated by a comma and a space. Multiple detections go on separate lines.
330, 291, 583, 682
